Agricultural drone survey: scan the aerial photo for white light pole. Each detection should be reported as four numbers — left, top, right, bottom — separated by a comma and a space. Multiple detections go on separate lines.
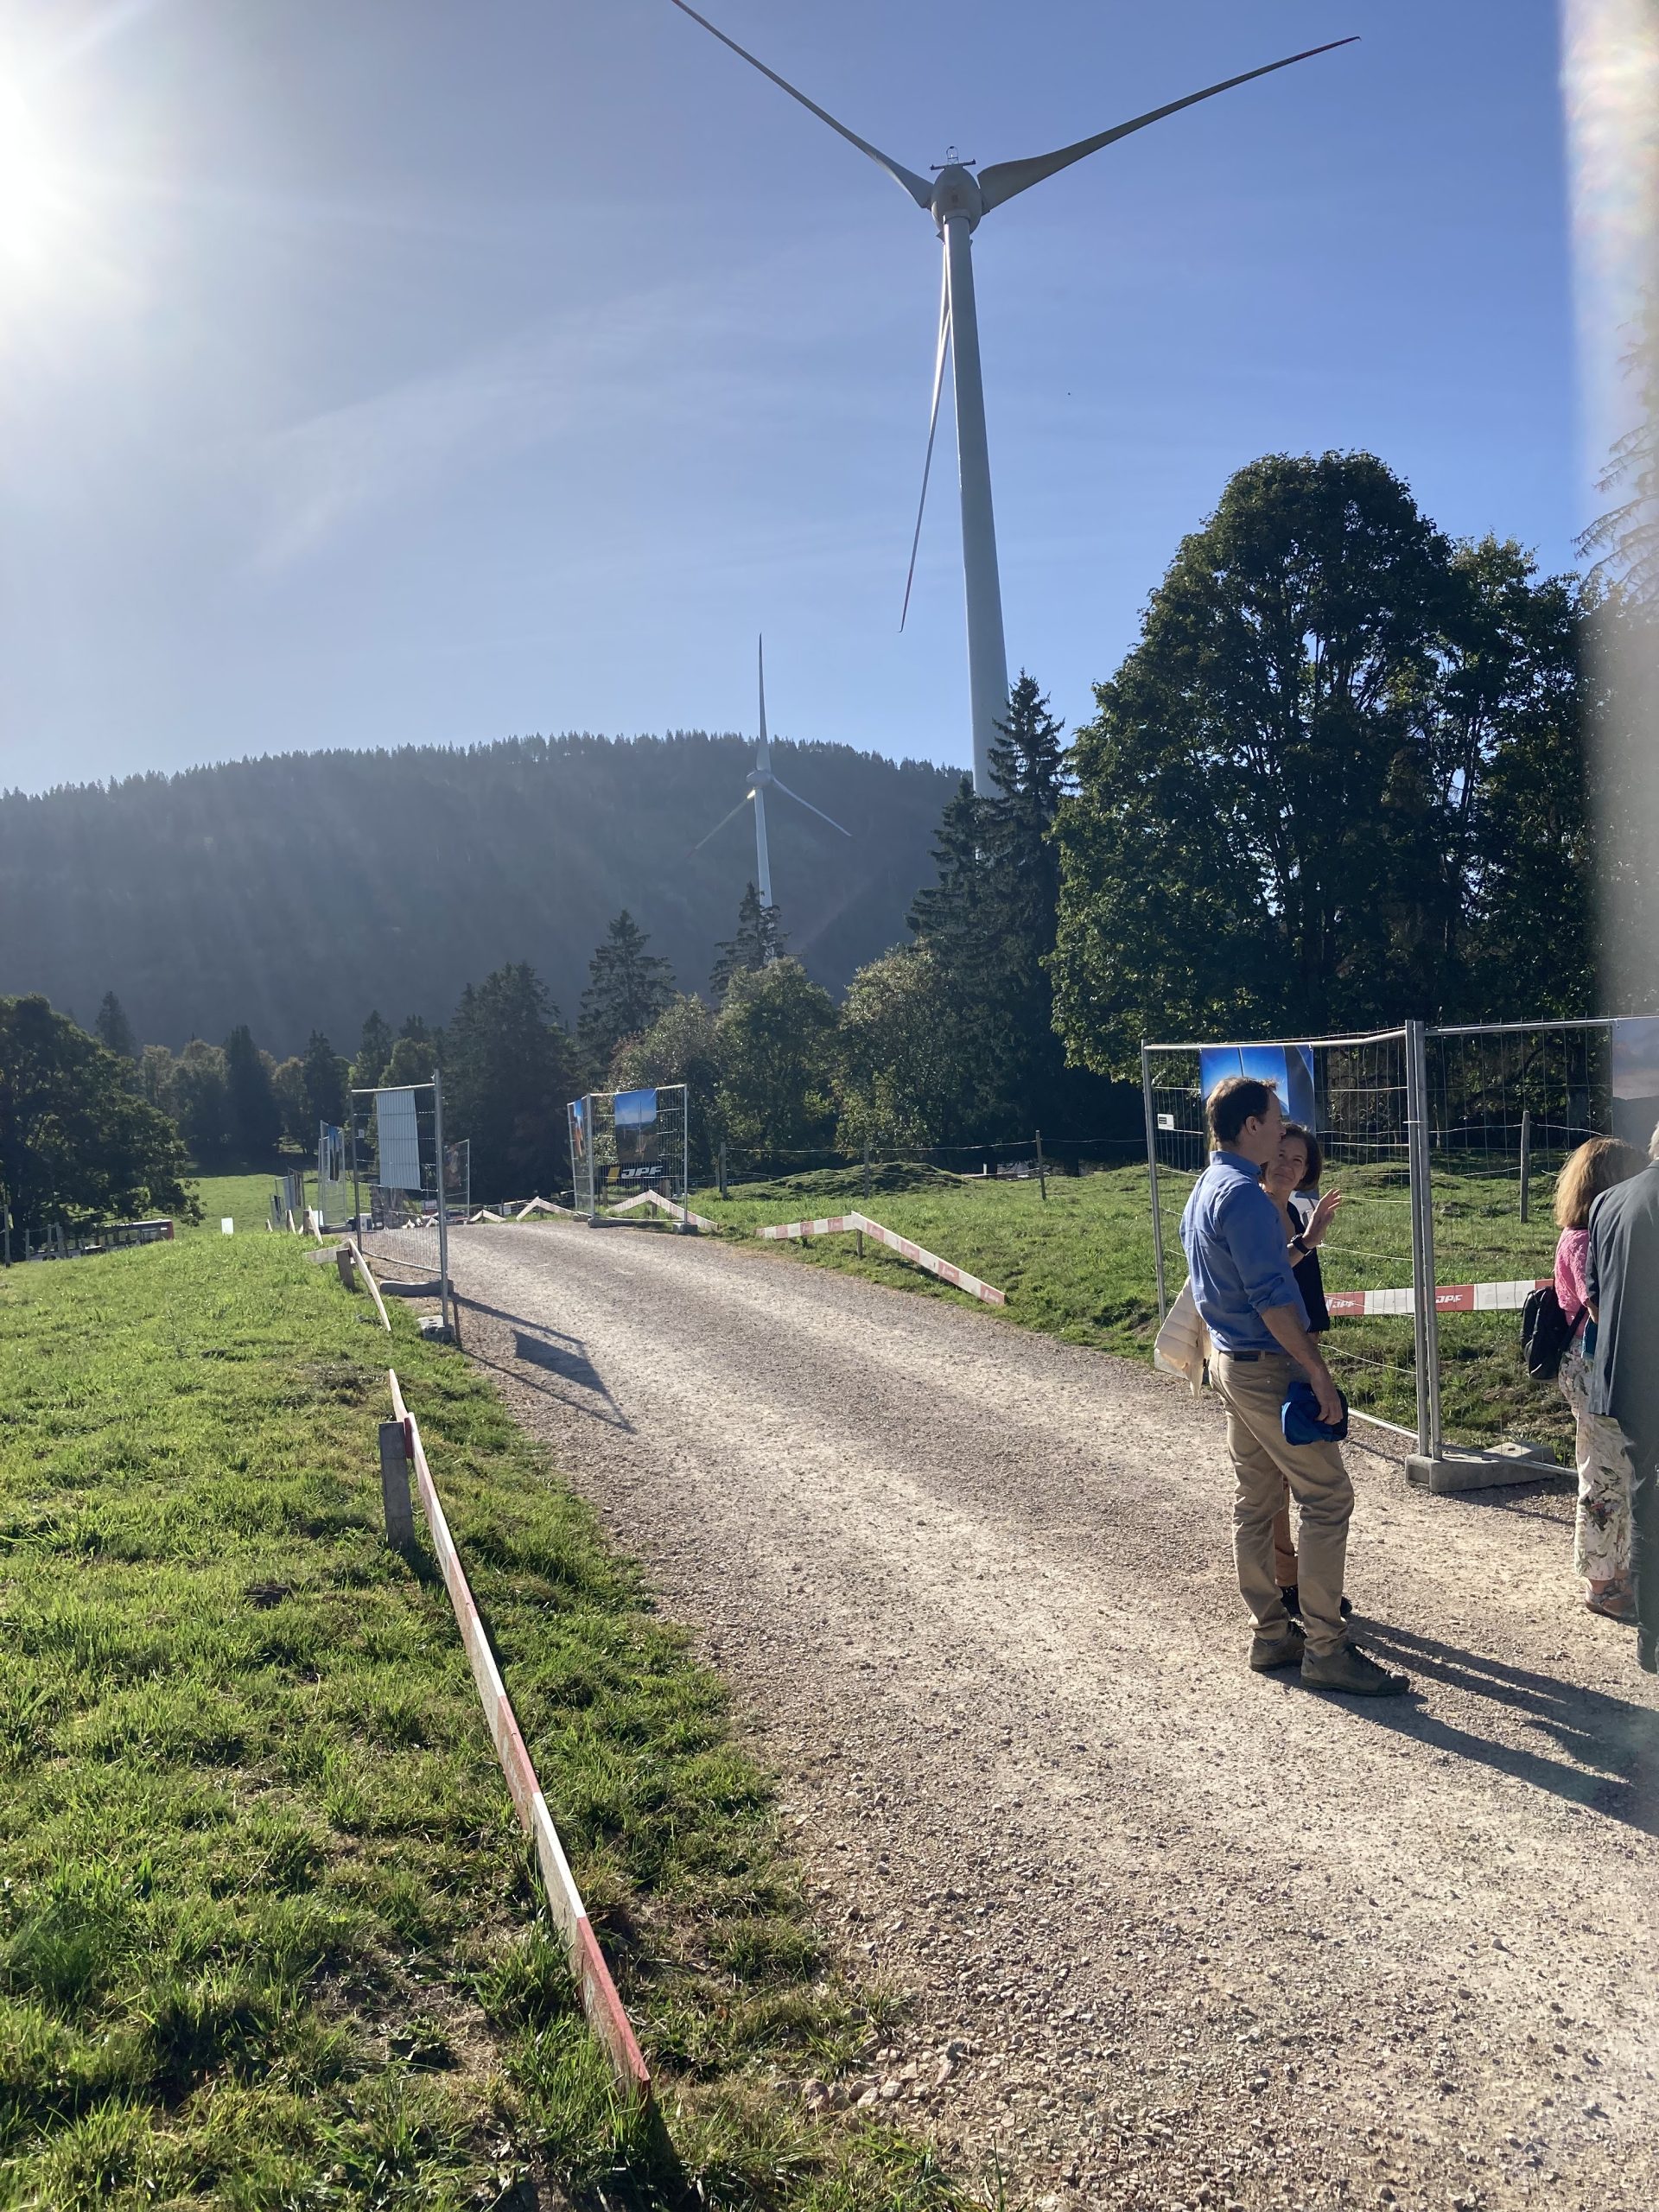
667, 3, 1357, 792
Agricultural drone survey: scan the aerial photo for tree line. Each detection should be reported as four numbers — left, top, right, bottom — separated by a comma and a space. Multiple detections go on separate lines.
5, 445, 1626, 1236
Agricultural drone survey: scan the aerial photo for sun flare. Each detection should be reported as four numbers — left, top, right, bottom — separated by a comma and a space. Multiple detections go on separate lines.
0, 75, 76, 282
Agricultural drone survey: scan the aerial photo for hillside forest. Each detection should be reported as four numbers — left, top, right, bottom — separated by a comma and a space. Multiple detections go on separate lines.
3, 449, 1647, 1235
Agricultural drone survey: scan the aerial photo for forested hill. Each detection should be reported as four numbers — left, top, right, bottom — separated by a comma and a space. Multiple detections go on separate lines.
0, 733, 960, 1054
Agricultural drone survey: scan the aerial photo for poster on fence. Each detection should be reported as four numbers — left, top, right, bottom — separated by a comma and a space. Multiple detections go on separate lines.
1197, 1043, 1316, 1130
612, 1088, 663, 1185
1611, 1017, 1659, 1149
375, 1088, 422, 1190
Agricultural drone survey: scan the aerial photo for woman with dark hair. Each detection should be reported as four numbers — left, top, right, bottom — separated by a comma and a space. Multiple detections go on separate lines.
1554, 1135, 1644, 1620
1264, 1122, 1343, 1617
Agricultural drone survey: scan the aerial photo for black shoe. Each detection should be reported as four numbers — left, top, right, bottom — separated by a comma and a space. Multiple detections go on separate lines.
1280, 1585, 1352, 1620
1301, 1643, 1409, 1697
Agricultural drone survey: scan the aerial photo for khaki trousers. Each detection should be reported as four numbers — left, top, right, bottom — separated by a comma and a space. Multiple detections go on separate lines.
1213, 1351, 1353, 1658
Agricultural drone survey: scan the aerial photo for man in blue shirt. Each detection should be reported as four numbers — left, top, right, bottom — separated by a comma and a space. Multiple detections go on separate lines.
1181, 1075, 1407, 1696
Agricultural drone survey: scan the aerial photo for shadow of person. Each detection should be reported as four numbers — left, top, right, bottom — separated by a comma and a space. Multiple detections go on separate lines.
1343, 1619, 1659, 1836
454, 1295, 633, 1433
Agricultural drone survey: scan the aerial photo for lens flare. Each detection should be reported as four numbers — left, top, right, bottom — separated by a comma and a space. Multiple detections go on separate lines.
0, 75, 73, 283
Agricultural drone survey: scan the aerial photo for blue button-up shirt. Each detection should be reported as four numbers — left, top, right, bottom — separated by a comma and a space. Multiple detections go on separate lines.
1179, 1150, 1306, 1354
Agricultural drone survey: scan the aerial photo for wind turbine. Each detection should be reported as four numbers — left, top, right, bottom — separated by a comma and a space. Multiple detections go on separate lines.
694, 636, 850, 911
667, 3, 1357, 792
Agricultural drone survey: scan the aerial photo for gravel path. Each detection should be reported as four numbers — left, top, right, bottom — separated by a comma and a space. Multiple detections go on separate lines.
377, 1220, 1659, 2212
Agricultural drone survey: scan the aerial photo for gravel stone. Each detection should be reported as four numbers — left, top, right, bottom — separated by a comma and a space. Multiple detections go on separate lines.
391, 1222, 1659, 2211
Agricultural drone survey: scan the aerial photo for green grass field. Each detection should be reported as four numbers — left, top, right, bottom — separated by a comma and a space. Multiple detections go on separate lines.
0, 1236, 963, 2211
686, 1160, 1573, 1458
179, 1173, 290, 1238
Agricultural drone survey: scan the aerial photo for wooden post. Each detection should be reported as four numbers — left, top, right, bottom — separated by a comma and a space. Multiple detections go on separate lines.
718, 1140, 728, 1199
378, 1421, 414, 1549
1518, 1109, 1532, 1223
335, 1243, 357, 1292
1035, 1129, 1047, 1202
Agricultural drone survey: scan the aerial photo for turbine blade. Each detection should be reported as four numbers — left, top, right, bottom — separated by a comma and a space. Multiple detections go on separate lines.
667, 1, 933, 210
976, 37, 1359, 213
771, 776, 852, 837
901, 255, 951, 633
693, 791, 757, 851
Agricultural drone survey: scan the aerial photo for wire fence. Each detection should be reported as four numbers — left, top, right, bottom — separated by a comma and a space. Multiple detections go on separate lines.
1143, 1013, 1659, 1481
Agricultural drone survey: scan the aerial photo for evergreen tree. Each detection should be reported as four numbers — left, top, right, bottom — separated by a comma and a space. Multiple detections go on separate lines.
0, 995, 198, 1244
223, 1025, 281, 1162
351, 1011, 393, 1091
302, 1030, 348, 1126
579, 912, 677, 1068
445, 963, 582, 1197
709, 884, 785, 1005
94, 991, 138, 1062
381, 1036, 434, 1088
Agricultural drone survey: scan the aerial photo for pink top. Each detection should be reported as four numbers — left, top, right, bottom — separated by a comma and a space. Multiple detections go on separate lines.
1554, 1227, 1591, 1334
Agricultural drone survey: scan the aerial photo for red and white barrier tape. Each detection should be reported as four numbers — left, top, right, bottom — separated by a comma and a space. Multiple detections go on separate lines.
1325, 1276, 1547, 1319
755, 1211, 1007, 1307
386, 1370, 651, 2107
608, 1191, 718, 1230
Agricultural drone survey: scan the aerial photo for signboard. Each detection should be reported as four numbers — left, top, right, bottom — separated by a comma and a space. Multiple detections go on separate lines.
1611, 1016, 1659, 1150
1197, 1043, 1317, 1129
614, 1088, 659, 1166
611, 1160, 665, 1185
376, 1088, 423, 1191
569, 1097, 588, 1165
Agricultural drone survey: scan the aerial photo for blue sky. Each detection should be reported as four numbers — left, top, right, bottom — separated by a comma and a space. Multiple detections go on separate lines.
0, 1, 1576, 794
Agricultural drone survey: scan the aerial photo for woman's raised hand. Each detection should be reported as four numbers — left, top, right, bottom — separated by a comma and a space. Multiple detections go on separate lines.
1304, 1190, 1343, 1248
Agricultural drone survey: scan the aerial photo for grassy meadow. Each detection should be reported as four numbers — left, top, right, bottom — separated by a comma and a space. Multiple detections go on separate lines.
0, 1233, 963, 2211
686, 1160, 1573, 1458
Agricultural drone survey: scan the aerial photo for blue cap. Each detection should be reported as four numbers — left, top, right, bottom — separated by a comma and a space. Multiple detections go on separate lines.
1282, 1374, 1349, 1445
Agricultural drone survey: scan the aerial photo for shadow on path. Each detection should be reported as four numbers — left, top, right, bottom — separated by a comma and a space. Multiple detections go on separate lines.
1352, 1620, 1659, 1835
454, 1294, 633, 1434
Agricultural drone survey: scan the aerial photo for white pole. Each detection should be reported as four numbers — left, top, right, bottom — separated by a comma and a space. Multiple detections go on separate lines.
432, 1070, 451, 1337
942, 218, 1009, 795
754, 637, 774, 907
753, 788, 773, 910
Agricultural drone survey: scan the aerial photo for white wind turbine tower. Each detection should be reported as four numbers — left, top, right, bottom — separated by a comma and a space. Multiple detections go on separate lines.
694, 636, 850, 912
668, 3, 1357, 793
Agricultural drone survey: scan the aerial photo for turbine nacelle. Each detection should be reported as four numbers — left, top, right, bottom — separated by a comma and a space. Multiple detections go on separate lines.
930, 163, 982, 236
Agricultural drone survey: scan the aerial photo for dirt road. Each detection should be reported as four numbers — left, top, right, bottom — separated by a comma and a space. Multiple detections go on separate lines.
393, 1219, 1659, 2212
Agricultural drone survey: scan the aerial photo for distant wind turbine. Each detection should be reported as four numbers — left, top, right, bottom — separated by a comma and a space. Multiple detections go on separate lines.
694, 637, 849, 909
667, 3, 1357, 791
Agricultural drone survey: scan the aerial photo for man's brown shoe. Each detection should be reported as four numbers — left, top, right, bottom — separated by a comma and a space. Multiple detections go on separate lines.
1249, 1624, 1306, 1671
1300, 1643, 1408, 1697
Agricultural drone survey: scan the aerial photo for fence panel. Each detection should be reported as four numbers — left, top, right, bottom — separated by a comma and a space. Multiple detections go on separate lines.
1143, 1030, 1422, 1445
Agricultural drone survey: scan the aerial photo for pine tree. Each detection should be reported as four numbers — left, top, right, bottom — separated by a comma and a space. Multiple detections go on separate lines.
94, 991, 138, 1062
445, 963, 581, 1196
352, 1011, 393, 1091
578, 912, 677, 1068
709, 884, 785, 1005
302, 1030, 348, 1127
223, 1025, 281, 1162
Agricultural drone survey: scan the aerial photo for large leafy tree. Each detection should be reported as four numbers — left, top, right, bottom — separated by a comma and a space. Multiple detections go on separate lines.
172, 1040, 232, 1166
611, 994, 725, 1180
714, 958, 837, 1160
445, 963, 581, 1198
833, 944, 978, 1150
1052, 453, 1590, 1075
579, 912, 677, 1068
709, 885, 785, 1005
272, 1058, 312, 1147
0, 996, 198, 1244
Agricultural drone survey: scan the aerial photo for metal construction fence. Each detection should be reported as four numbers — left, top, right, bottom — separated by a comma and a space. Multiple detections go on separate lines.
1141, 1014, 1659, 1484
568, 1084, 690, 1222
